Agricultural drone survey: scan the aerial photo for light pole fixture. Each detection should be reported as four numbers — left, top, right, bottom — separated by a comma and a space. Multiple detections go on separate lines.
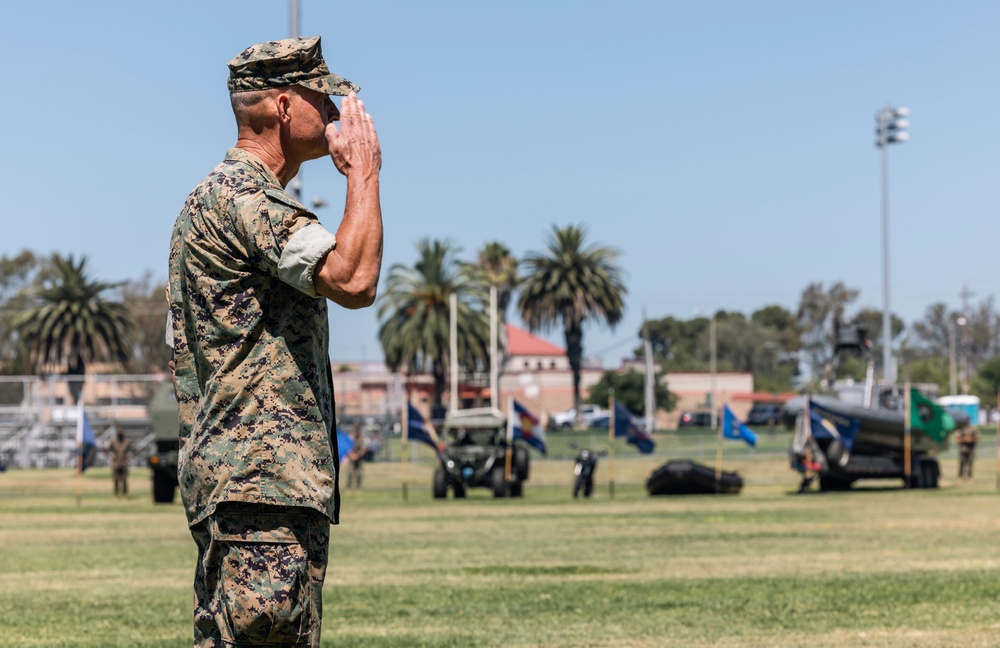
874, 104, 910, 384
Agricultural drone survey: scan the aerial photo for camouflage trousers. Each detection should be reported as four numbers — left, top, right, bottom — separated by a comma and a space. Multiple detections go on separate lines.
112, 465, 128, 496
190, 503, 330, 647
959, 445, 976, 478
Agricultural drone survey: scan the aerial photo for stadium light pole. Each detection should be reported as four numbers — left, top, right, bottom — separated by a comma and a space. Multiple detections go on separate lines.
874, 104, 910, 384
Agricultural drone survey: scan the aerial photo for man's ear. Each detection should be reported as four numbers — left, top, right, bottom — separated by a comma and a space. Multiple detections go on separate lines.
275, 91, 293, 125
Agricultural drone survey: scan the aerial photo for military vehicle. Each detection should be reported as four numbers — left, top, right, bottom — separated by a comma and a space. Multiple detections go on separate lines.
781, 319, 963, 492
783, 390, 966, 491
434, 408, 529, 498
147, 380, 180, 503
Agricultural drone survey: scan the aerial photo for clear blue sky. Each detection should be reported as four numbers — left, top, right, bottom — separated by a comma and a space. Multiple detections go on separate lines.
3, 1, 997, 366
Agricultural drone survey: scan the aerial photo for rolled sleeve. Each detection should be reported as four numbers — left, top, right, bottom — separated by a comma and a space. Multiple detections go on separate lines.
278, 223, 337, 297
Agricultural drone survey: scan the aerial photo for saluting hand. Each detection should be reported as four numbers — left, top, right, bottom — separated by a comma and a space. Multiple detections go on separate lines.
327, 92, 381, 179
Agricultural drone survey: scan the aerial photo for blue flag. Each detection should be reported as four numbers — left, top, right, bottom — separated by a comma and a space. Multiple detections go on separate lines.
76, 401, 98, 471
613, 401, 656, 454
407, 402, 442, 454
809, 400, 860, 451
336, 429, 354, 463
511, 399, 547, 454
722, 405, 758, 448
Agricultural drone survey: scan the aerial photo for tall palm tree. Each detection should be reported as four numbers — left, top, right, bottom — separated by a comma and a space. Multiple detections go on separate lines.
517, 225, 626, 419
466, 241, 520, 320
14, 255, 132, 403
377, 239, 491, 408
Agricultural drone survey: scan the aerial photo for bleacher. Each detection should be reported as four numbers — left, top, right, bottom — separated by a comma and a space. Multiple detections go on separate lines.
0, 374, 164, 469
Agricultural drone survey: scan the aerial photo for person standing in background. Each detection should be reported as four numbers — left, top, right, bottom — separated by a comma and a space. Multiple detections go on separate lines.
956, 423, 980, 481
106, 429, 132, 498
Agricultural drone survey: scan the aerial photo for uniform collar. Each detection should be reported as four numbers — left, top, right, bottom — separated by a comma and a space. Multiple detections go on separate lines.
225, 148, 284, 190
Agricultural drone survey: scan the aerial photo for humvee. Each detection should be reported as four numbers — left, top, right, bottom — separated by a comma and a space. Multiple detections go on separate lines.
434, 408, 529, 498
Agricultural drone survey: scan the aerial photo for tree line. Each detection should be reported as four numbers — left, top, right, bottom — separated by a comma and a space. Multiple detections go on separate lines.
376, 225, 625, 419
643, 281, 1000, 407
2, 240, 998, 414
0, 251, 169, 386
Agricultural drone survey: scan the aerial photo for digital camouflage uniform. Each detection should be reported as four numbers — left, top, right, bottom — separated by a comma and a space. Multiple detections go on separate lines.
168, 37, 359, 648
956, 426, 980, 479
345, 429, 366, 490
107, 435, 131, 497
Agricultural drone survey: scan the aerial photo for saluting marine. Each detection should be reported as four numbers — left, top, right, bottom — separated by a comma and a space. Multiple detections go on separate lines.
168, 36, 382, 647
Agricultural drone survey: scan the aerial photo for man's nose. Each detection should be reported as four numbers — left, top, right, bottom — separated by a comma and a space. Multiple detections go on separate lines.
327, 98, 340, 122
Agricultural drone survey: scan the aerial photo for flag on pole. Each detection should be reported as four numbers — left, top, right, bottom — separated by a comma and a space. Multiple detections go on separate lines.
910, 388, 956, 442
722, 405, 757, 448
76, 400, 98, 471
511, 399, 547, 454
407, 402, 443, 455
612, 401, 656, 454
809, 400, 861, 451
336, 429, 354, 463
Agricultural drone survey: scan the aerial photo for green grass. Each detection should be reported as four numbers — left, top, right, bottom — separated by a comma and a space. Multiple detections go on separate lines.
2, 434, 999, 646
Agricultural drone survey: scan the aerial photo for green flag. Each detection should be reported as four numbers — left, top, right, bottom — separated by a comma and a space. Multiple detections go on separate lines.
909, 389, 956, 443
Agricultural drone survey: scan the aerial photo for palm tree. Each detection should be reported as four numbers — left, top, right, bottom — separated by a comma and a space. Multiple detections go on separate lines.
466, 241, 520, 320
377, 239, 491, 409
517, 225, 626, 420
14, 255, 132, 403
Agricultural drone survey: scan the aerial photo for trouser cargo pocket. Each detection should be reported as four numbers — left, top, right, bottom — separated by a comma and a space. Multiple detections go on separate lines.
195, 504, 329, 647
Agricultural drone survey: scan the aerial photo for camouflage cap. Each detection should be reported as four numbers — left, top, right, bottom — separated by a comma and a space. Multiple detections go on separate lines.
227, 36, 360, 95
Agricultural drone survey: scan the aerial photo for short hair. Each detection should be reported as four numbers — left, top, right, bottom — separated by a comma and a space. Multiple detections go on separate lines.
230, 88, 281, 124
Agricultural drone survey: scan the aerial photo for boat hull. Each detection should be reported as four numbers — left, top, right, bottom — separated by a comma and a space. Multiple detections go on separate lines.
646, 460, 743, 496
782, 395, 959, 455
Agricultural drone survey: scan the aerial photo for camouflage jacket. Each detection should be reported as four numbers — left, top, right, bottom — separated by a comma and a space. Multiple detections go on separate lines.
107, 437, 131, 470
168, 148, 340, 527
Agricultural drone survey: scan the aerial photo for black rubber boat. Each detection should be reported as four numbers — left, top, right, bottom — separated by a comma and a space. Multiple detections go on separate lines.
646, 459, 743, 496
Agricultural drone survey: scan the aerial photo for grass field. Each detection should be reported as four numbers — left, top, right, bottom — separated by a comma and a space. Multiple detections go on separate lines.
2, 429, 1000, 647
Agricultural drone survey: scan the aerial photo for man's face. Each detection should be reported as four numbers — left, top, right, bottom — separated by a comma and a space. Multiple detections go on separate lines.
291, 86, 340, 159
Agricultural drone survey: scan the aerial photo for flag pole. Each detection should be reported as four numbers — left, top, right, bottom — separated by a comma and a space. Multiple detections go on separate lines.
75, 398, 83, 508
450, 294, 458, 411
504, 396, 513, 497
802, 393, 814, 491
903, 383, 912, 489
710, 316, 720, 493
996, 389, 1000, 490
401, 398, 409, 502
75, 451, 82, 507
714, 407, 723, 494
490, 286, 499, 411
608, 389, 616, 500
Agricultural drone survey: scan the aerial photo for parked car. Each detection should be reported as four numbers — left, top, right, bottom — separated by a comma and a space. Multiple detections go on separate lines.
745, 403, 783, 426
549, 404, 606, 429
677, 411, 713, 428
